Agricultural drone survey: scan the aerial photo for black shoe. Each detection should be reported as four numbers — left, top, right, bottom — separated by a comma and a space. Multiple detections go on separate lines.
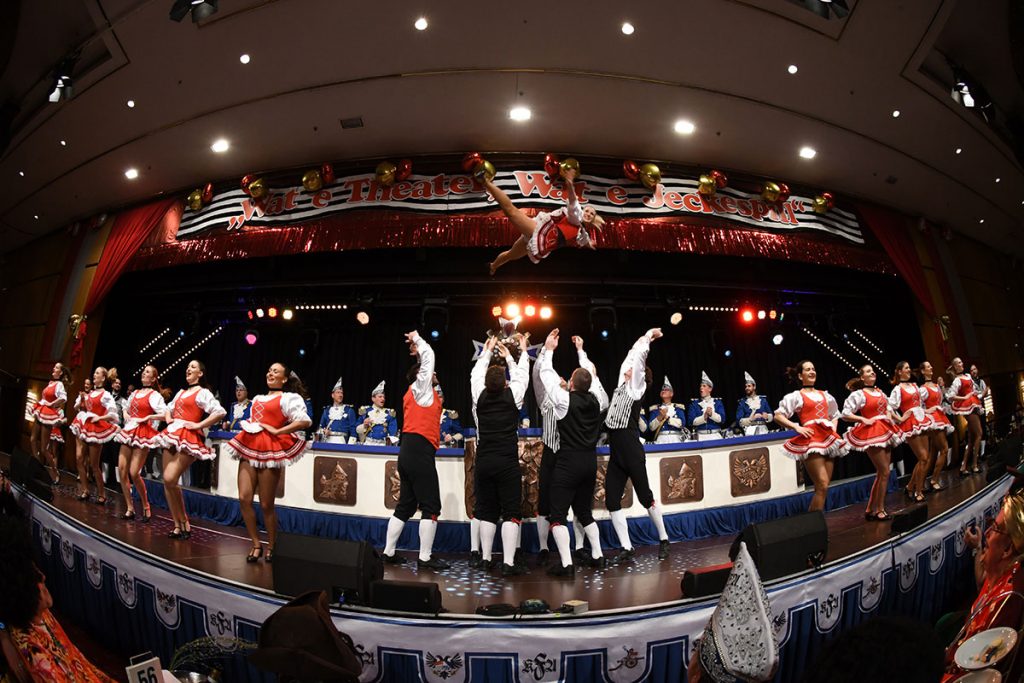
501, 562, 527, 577
585, 554, 607, 569
246, 546, 263, 563
469, 550, 482, 568
547, 562, 575, 578
119, 510, 136, 521
264, 547, 274, 563
417, 557, 451, 570
513, 548, 526, 567
572, 548, 588, 563
480, 559, 495, 572
612, 548, 636, 564
382, 552, 407, 565
167, 529, 184, 539
179, 528, 192, 540
659, 540, 670, 560
536, 549, 550, 567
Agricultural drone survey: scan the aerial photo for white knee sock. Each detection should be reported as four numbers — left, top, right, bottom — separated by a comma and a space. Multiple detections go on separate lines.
418, 518, 437, 562
610, 510, 633, 551
552, 524, 572, 567
583, 522, 602, 559
501, 522, 519, 564
648, 504, 668, 542
572, 518, 585, 550
479, 520, 497, 561
895, 459, 905, 477
384, 516, 405, 556
470, 517, 480, 552
536, 516, 550, 551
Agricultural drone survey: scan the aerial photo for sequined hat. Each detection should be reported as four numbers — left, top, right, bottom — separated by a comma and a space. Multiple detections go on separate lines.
701, 370, 714, 390
371, 380, 385, 397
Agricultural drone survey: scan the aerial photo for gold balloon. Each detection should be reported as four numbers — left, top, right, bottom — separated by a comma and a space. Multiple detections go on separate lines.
248, 177, 267, 199
697, 174, 717, 197
559, 157, 581, 179
812, 196, 828, 214
473, 160, 496, 182
375, 161, 397, 187
638, 163, 661, 190
186, 189, 203, 211
761, 181, 781, 202
302, 169, 323, 192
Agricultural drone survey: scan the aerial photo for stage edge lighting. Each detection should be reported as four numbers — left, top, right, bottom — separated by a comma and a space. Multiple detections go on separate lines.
539, 306, 553, 320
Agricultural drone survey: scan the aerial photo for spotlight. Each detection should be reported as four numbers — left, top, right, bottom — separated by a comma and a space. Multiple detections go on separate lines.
773, 334, 784, 346
757, 310, 766, 320
430, 330, 440, 339
255, 308, 265, 318
356, 311, 370, 325
740, 309, 754, 324
170, 0, 219, 23
244, 331, 258, 345
124, 168, 139, 180
247, 310, 254, 320
505, 303, 521, 318
621, 22, 635, 35
539, 306, 553, 320
600, 329, 609, 339
414, 16, 428, 30
674, 119, 696, 135
769, 309, 777, 320
47, 55, 78, 103
298, 348, 306, 356
239, 53, 251, 64
210, 138, 230, 153
282, 309, 294, 320
724, 349, 732, 357
670, 312, 683, 325
491, 305, 503, 317
179, 330, 185, 338
524, 304, 536, 317
509, 106, 532, 122
267, 307, 278, 318
422, 303, 448, 337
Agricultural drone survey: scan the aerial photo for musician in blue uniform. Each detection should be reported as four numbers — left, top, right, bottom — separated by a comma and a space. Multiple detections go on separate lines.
687, 371, 726, 441
646, 376, 688, 443
735, 371, 773, 436
319, 376, 358, 443
357, 380, 398, 446
437, 386, 464, 447
222, 376, 251, 431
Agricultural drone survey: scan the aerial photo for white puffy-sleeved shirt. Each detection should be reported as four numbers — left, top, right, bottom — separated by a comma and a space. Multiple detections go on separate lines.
39, 381, 67, 406
249, 392, 310, 426
409, 336, 437, 408
538, 347, 609, 420
470, 347, 530, 443
776, 389, 839, 424
167, 387, 226, 422
123, 389, 168, 429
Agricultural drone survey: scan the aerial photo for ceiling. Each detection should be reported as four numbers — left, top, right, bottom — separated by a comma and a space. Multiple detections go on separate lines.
1, 0, 1022, 256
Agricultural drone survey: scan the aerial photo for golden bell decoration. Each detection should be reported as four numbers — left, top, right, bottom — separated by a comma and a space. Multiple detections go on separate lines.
186, 189, 203, 211
559, 157, 580, 180
697, 174, 717, 197
812, 191, 835, 214
761, 181, 781, 202
638, 163, 662, 190
375, 161, 397, 187
302, 169, 323, 192
247, 177, 267, 199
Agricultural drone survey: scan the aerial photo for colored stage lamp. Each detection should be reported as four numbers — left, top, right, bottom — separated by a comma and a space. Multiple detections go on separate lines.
757, 310, 766, 320
247, 310, 254, 320
268, 307, 278, 318
600, 329, 610, 339
539, 306, 553, 320
740, 309, 754, 323
430, 330, 440, 339
491, 305, 503, 317
255, 308, 265, 318
356, 311, 370, 325
773, 334, 784, 346
298, 348, 306, 356
505, 303, 521, 318
724, 349, 732, 357
524, 304, 536, 317
769, 309, 777, 320
282, 309, 294, 320
244, 330, 258, 345
670, 312, 683, 326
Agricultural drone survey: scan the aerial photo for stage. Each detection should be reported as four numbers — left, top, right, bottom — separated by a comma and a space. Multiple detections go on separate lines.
5, 450, 999, 682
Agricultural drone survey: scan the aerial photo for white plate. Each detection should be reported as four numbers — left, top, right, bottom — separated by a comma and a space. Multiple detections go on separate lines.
954, 670, 1002, 683
955, 627, 1018, 671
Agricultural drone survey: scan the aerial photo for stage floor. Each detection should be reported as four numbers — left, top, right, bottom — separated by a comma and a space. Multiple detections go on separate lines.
15, 462, 990, 615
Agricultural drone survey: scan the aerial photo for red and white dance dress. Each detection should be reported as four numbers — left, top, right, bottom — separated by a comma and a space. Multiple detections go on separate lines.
889, 382, 931, 438
114, 388, 167, 449
920, 383, 955, 435
158, 386, 225, 460
525, 188, 592, 264
777, 389, 849, 460
947, 374, 984, 416
841, 387, 903, 450
67, 389, 119, 444
222, 392, 309, 468
31, 380, 66, 426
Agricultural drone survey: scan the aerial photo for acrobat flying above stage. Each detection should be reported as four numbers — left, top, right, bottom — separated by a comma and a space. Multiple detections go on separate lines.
484, 167, 605, 275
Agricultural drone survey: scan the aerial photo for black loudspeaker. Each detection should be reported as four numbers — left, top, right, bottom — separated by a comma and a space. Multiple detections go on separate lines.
891, 504, 928, 534
272, 534, 382, 604
10, 449, 53, 502
730, 510, 828, 580
369, 579, 443, 614
681, 562, 733, 598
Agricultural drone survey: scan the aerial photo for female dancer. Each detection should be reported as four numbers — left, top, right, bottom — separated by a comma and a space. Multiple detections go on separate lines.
113, 365, 167, 522
947, 357, 984, 475
918, 361, 954, 491
842, 364, 903, 521
29, 362, 70, 484
774, 360, 849, 511
68, 367, 120, 503
223, 363, 311, 562
158, 360, 225, 539
889, 361, 932, 503
972, 364, 990, 458
484, 167, 604, 275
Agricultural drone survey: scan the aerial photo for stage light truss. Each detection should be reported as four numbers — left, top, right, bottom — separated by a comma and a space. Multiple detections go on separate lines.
135, 336, 183, 375
843, 338, 882, 371
801, 327, 857, 371
851, 328, 884, 355
687, 306, 740, 313
138, 328, 172, 354
159, 327, 225, 378
294, 304, 348, 311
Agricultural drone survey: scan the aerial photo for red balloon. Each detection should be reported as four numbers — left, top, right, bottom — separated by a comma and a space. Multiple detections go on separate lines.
821, 191, 834, 207
240, 174, 255, 196
543, 153, 561, 180
623, 160, 640, 181
710, 170, 728, 189
462, 152, 483, 173
777, 183, 791, 202
396, 158, 413, 182
321, 163, 335, 185
201, 183, 214, 204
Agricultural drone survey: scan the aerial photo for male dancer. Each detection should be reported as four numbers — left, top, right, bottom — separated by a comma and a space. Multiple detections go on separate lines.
470, 335, 531, 575
381, 331, 449, 570
605, 328, 671, 563
538, 329, 609, 577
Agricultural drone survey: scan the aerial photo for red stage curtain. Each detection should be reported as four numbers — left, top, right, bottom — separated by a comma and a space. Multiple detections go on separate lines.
85, 198, 180, 314
856, 203, 935, 317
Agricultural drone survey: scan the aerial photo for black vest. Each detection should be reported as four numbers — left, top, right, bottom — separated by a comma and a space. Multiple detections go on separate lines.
476, 388, 519, 456
557, 391, 602, 451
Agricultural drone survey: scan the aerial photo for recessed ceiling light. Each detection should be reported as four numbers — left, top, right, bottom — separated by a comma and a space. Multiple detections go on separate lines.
979, 219, 985, 224
210, 138, 230, 153
787, 64, 798, 74
995, 177, 1001, 183
674, 119, 696, 135
621, 22, 635, 35
18, 171, 24, 177
33, 215, 39, 220
892, 110, 901, 118
59, 140, 66, 146
955, 147, 962, 154
239, 53, 250, 64
509, 106, 531, 121
126, 99, 135, 108
124, 168, 139, 180
414, 17, 428, 30
799, 146, 817, 159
